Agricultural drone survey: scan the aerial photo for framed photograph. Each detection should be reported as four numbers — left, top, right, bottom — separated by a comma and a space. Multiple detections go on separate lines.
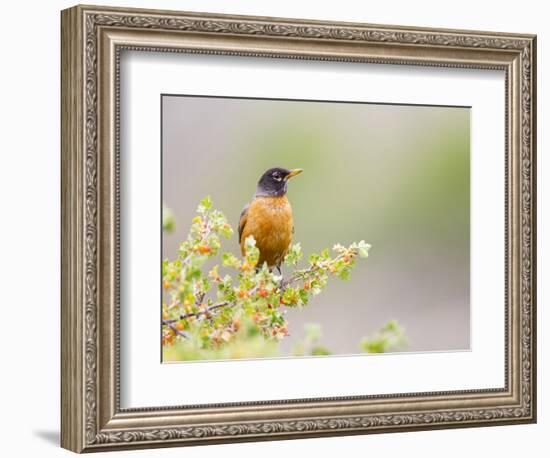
61, 4, 537, 452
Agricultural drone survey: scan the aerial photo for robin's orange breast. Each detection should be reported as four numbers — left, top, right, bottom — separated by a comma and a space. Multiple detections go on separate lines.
240, 195, 293, 269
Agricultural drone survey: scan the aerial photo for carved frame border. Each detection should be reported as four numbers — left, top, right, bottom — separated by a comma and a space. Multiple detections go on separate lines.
61, 4, 536, 453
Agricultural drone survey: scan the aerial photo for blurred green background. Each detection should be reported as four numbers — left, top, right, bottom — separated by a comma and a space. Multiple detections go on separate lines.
162, 95, 470, 355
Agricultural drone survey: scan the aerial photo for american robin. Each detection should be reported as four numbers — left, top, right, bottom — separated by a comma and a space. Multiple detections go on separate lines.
239, 167, 303, 271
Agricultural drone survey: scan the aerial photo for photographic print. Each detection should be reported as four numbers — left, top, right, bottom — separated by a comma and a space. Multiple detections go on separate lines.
161, 95, 470, 362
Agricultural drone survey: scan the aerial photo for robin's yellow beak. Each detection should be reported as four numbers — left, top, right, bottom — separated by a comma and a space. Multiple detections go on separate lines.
285, 168, 303, 181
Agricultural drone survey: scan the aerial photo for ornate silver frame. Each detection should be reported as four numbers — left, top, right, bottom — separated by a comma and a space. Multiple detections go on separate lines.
61, 4, 537, 453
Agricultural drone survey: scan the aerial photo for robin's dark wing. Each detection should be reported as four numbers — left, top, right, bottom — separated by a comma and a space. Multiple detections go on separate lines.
238, 203, 250, 244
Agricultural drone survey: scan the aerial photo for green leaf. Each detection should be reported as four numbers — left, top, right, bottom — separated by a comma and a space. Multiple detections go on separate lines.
311, 346, 331, 356
304, 323, 322, 342
282, 287, 299, 306
357, 240, 372, 258
360, 320, 407, 354
309, 253, 321, 264
243, 235, 260, 267
162, 204, 176, 233
338, 266, 351, 280
197, 195, 212, 213
284, 243, 302, 266
222, 252, 240, 268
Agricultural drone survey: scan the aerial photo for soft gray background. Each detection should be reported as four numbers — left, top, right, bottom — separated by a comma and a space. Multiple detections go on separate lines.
162, 95, 470, 355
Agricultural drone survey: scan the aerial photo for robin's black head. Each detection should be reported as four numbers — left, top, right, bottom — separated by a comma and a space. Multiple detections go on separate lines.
255, 167, 303, 197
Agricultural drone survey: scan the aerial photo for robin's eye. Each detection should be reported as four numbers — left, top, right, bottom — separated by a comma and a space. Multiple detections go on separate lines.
272, 173, 282, 182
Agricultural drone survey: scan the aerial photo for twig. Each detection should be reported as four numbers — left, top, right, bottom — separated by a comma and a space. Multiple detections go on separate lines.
280, 263, 323, 291
163, 301, 232, 325
279, 252, 350, 292
162, 319, 191, 339
163, 286, 259, 325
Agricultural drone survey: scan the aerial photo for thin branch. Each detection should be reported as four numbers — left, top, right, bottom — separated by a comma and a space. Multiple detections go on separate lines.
279, 252, 350, 292
163, 286, 259, 325
162, 319, 191, 339
163, 301, 232, 325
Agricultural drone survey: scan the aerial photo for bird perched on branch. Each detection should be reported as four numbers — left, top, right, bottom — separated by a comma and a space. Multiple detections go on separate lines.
239, 167, 303, 272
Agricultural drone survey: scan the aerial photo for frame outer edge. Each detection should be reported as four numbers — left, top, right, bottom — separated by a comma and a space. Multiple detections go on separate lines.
61, 4, 537, 452
61, 5, 86, 453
